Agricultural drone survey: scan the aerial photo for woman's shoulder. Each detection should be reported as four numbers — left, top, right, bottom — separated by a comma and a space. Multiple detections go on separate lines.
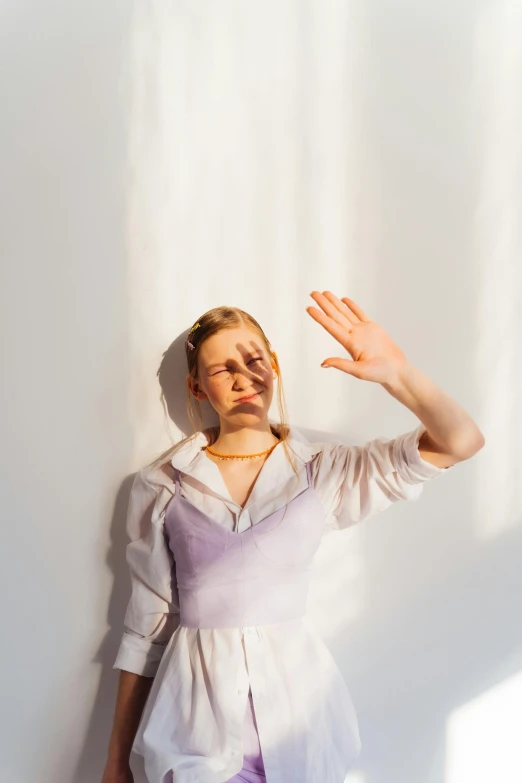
134, 460, 175, 495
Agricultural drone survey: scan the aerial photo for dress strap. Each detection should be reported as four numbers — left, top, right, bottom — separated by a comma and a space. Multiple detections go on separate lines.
174, 467, 181, 493
305, 458, 312, 486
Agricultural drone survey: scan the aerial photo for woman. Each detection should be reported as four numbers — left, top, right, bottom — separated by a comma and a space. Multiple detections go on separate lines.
102, 291, 484, 783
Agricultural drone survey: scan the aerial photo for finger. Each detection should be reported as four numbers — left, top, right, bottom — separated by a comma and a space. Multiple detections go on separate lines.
322, 291, 363, 325
321, 357, 366, 379
306, 304, 354, 346
309, 291, 354, 330
340, 296, 370, 322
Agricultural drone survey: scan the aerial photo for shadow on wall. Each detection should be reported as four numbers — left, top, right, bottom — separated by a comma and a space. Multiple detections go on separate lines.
75, 471, 137, 782
157, 331, 220, 437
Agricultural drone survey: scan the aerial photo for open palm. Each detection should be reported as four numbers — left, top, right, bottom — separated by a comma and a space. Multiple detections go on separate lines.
306, 290, 409, 385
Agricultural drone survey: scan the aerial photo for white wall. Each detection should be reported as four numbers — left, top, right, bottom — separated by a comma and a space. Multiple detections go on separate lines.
1, 2, 521, 782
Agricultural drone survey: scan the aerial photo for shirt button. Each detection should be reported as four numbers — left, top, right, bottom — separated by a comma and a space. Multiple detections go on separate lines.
237, 688, 244, 695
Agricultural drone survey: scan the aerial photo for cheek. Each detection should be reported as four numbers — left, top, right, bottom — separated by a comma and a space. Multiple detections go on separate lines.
206, 376, 229, 400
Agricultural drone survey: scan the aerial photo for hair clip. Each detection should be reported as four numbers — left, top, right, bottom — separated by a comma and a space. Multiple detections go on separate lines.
186, 322, 201, 350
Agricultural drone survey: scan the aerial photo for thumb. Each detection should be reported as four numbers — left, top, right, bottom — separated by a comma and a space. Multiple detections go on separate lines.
321, 358, 366, 379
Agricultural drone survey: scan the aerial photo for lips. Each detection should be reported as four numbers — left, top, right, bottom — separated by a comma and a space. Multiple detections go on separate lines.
236, 391, 261, 403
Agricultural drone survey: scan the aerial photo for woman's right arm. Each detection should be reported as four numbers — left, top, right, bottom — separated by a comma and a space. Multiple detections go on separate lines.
103, 469, 180, 780
102, 670, 154, 782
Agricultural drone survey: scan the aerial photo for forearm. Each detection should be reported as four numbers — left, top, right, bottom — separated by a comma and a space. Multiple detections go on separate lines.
106, 670, 154, 766
382, 362, 485, 458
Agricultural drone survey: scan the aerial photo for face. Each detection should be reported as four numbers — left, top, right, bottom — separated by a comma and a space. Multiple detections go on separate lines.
188, 327, 278, 425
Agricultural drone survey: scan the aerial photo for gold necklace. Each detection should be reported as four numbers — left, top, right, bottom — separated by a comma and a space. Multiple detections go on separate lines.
205, 438, 280, 461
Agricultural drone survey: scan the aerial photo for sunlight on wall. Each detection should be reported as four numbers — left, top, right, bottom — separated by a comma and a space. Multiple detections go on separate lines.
124, 0, 365, 472
446, 669, 522, 782
125, 0, 193, 466
344, 771, 365, 783
472, 2, 522, 540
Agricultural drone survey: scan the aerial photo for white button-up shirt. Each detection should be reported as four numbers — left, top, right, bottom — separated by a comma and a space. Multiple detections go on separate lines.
113, 421, 454, 782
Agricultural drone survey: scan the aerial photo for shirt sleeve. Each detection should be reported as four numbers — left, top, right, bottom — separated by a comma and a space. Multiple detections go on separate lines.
311, 423, 456, 534
112, 469, 180, 677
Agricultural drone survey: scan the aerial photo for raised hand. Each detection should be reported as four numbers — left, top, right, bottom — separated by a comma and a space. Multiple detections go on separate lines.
305, 290, 409, 385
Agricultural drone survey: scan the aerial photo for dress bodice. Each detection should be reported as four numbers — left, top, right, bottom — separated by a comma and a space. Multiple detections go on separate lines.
164, 459, 326, 629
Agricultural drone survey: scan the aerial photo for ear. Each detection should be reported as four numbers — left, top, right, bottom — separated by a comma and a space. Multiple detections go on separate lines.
186, 374, 207, 401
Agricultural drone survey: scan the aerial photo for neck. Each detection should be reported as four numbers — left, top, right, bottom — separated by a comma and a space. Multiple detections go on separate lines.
209, 422, 280, 456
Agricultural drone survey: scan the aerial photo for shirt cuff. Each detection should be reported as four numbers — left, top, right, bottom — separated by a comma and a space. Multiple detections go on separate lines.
112, 631, 168, 678
398, 423, 456, 480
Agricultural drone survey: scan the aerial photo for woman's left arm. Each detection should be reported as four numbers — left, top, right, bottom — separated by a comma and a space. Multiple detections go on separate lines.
381, 362, 485, 468
306, 290, 485, 469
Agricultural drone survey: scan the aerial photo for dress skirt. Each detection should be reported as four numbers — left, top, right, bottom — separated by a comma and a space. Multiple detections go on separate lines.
224, 688, 266, 783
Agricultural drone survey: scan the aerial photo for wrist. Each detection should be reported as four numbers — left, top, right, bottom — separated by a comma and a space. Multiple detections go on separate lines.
382, 361, 416, 395
106, 744, 132, 767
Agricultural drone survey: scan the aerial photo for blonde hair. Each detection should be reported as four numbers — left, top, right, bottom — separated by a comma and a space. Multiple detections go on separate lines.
147, 306, 299, 477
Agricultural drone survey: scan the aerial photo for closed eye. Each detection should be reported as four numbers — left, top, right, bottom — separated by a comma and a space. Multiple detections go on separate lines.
210, 357, 263, 376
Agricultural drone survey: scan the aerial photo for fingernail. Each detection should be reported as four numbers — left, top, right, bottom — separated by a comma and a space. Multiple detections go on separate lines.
321, 363, 330, 368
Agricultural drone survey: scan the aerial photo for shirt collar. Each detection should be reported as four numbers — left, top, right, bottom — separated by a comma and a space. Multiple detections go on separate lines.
141, 420, 323, 496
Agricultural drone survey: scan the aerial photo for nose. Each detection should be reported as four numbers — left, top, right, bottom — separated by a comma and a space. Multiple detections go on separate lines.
233, 378, 255, 392
232, 369, 258, 393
